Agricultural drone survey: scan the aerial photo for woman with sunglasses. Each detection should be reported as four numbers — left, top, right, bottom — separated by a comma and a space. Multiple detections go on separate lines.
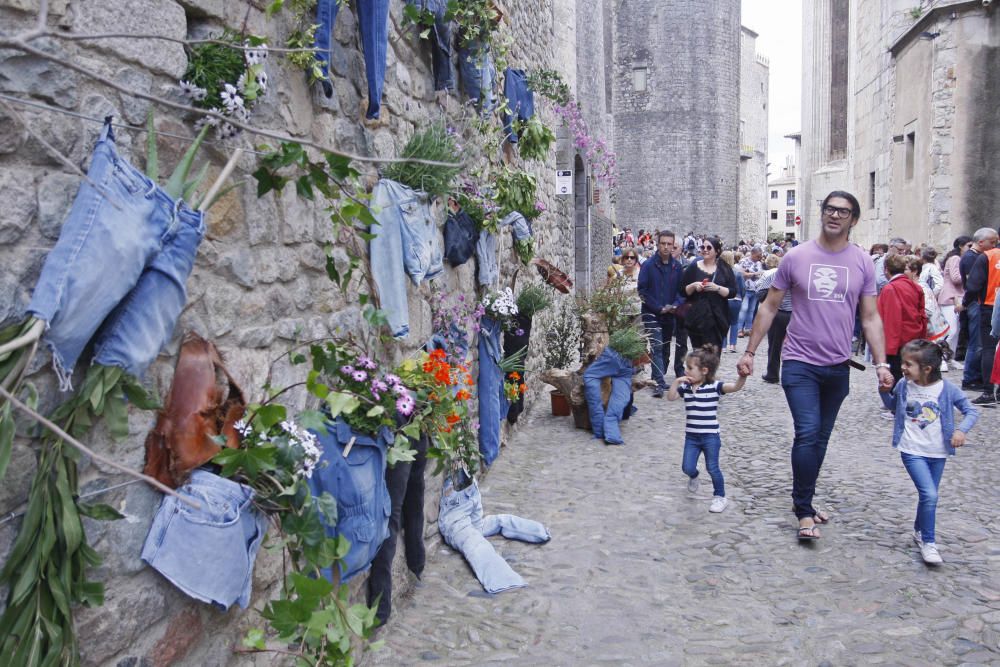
681, 237, 738, 349
608, 250, 643, 319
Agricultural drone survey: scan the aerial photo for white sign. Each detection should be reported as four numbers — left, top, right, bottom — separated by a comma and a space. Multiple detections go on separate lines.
556, 170, 573, 196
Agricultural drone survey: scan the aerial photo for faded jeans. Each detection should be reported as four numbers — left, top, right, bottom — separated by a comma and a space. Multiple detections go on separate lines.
406, 0, 453, 91
682, 432, 724, 497
737, 290, 758, 332
583, 347, 633, 444
478, 316, 509, 466
369, 179, 443, 338
900, 452, 946, 544
501, 68, 534, 143
476, 229, 498, 287
727, 298, 742, 346
314, 0, 390, 118
28, 118, 205, 390
438, 475, 550, 594
141, 470, 268, 610
458, 40, 496, 112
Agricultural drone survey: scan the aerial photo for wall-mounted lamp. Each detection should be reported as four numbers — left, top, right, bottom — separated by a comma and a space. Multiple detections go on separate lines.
892, 134, 905, 143
919, 31, 941, 39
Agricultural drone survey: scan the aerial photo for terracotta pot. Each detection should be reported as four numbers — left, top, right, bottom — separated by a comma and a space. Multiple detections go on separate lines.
550, 390, 571, 416
633, 352, 651, 367
571, 402, 591, 430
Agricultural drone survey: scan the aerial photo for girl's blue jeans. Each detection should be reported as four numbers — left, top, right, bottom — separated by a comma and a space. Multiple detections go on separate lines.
900, 452, 946, 544
682, 432, 725, 497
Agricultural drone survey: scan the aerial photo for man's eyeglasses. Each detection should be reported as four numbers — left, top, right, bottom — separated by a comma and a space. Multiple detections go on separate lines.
822, 205, 853, 219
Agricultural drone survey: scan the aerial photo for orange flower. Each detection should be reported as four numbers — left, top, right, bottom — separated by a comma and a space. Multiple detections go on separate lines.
519, 383, 527, 394
430, 348, 447, 361
439, 425, 453, 433
455, 389, 471, 401
423, 361, 434, 373
465, 374, 474, 386
446, 414, 461, 425
434, 369, 451, 384
509, 371, 521, 381
428, 391, 439, 402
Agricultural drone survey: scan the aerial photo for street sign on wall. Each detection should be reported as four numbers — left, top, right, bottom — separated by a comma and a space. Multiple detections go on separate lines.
556, 170, 573, 195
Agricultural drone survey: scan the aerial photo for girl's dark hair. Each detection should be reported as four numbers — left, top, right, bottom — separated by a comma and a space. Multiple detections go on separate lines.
687, 344, 721, 383
901, 339, 943, 383
821, 190, 862, 219
946, 235, 973, 260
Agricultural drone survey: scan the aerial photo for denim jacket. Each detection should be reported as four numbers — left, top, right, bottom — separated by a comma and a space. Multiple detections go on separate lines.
883, 379, 979, 455
637, 254, 684, 314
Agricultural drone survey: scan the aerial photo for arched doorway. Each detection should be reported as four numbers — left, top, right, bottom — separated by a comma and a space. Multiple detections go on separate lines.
573, 155, 590, 294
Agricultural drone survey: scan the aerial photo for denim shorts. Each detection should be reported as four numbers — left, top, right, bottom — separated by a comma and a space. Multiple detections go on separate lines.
27, 118, 205, 389
141, 470, 268, 610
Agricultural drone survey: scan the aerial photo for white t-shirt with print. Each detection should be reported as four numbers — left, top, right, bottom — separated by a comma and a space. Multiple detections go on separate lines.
899, 381, 947, 458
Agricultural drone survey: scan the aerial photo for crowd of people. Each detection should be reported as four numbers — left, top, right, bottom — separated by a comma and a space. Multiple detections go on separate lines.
604, 191, 994, 565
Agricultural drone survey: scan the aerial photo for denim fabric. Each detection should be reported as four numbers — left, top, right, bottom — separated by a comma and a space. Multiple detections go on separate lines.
501, 68, 534, 143
501, 211, 532, 242
438, 475, 550, 594
314, 0, 390, 118
308, 418, 392, 583
476, 229, 498, 287
727, 299, 742, 346
503, 314, 531, 425
478, 316, 509, 466
582, 347, 633, 444
369, 179, 444, 338
406, 0, 454, 91
457, 40, 496, 112
737, 290, 758, 332
444, 209, 477, 266
884, 379, 978, 454
980, 305, 997, 389
901, 452, 946, 544
682, 432, 724, 497
27, 119, 205, 390
141, 470, 268, 610
781, 360, 851, 519
763, 309, 792, 382
963, 301, 982, 385
368, 433, 428, 624
642, 313, 683, 390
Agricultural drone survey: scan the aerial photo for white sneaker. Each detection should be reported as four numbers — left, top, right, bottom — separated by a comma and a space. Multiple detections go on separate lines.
913, 529, 923, 545
920, 542, 943, 565
687, 476, 700, 494
879, 409, 895, 421
709, 496, 728, 513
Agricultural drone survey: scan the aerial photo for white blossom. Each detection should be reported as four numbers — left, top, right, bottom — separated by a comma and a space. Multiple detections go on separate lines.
220, 83, 244, 112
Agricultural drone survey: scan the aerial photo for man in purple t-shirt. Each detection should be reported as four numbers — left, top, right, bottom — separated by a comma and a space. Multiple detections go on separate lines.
737, 191, 894, 541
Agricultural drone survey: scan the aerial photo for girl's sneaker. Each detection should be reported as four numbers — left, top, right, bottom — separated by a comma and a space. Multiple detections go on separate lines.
709, 496, 728, 513
913, 529, 923, 545
920, 542, 943, 565
687, 475, 700, 494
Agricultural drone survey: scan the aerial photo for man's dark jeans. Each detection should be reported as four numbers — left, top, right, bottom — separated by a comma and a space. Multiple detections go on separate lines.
763, 309, 791, 382
981, 305, 997, 390
368, 434, 429, 624
642, 312, 684, 390
963, 301, 982, 385
781, 360, 851, 520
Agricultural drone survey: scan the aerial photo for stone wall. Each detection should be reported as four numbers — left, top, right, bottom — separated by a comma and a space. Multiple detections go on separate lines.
737, 29, 770, 244
0, 0, 590, 664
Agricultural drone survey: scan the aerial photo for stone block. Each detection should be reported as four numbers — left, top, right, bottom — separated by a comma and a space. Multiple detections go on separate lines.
202, 282, 243, 337
0, 168, 37, 244
76, 574, 167, 666
244, 186, 280, 246
298, 244, 328, 272
74, 0, 188, 79
0, 109, 27, 155
36, 170, 78, 240
147, 607, 204, 667
236, 324, 276, 349
217, 247, 259, 288
114, 67, 153, 125
82, 481, 160, 577
0, 44, 78, 109
280, 185, 316, 244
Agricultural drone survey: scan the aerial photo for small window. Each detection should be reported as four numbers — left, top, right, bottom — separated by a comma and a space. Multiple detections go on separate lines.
785, 211, 796, 227
633, 67, 647, 92
869, 171, 876, 209
770, 211, 779, 220
786, 190, 796, 206
770, 190, 778, 199
905, 132, 915, 180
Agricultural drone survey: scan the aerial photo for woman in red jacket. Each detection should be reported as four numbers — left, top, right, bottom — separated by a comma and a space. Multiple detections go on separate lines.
878, 254, 928, 384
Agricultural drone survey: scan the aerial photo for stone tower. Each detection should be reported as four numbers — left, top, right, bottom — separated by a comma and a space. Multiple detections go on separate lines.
613, 0, 742, 241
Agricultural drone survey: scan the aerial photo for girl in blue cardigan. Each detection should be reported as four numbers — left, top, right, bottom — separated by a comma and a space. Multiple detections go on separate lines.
884, 340, 979, 565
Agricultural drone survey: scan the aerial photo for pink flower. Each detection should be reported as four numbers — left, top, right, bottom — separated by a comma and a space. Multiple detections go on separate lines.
351, 370, 368, 382
396, 394, 415, 416
340, 365, 354, 375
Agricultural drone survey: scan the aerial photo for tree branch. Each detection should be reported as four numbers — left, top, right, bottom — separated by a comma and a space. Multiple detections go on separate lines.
33, 30, 322, 54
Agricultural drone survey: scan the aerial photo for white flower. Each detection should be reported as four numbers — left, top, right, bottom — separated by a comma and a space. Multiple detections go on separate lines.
220, 83, 244, 112
244, 41, 269, 65
217, 122, 239, 139
194, 110, 221, 131
254, 70, 268, 92
234, 418, 252, 436
236, 72, 248, 93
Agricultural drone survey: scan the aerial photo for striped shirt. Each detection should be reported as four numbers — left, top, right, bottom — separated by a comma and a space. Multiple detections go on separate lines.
678, 381, 725, 434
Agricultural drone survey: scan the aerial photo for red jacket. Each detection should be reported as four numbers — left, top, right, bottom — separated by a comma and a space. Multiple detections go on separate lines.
878, 275, 927, 355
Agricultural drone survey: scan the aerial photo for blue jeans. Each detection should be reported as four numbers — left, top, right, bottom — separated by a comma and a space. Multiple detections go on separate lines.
737, 290, 758, 332
314, 0, 390, 118
900, 452, 946, 544
438, 475, 550, 594
141, 470, 268, 610
476, 229, 498, 287
28, 118, 205, 390
963, 301, 982, 385
478, 317, 509, 466
458, 40, 497, 112
727, 299, 742, 346
502, 68, 535, 143
682, 432, 724, 497
781, 360, 851, 519
406, 0, 453, 91
369, 179, 444, 338
642, 312, 682, 390
582, 347, 633, 444
501, 211, 532, 242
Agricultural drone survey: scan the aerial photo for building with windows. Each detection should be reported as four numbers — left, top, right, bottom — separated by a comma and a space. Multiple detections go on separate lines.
738, 27, 770, 244
768, 133, 803, 240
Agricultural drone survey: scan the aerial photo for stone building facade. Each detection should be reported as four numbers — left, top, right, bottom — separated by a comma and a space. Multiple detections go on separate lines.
0, 0, 613, 664
737, 27, 770, 243
799, 0, 1000, 250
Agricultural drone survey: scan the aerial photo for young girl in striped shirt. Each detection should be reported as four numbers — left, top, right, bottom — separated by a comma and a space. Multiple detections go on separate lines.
667, 345, 747, 512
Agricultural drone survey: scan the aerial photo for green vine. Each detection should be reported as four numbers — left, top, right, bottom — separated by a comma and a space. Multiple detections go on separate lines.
495, 168, 540, 220
512, 116, 555, 162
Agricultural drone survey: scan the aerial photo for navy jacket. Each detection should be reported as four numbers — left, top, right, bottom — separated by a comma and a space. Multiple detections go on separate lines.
637, 253, 684, 315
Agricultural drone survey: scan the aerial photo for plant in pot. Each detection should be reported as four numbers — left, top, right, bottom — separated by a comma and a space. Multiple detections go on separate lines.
541, 300, 579, 416
503, 284, 553, 424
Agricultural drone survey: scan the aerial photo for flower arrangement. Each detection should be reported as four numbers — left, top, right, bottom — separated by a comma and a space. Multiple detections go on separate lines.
454, 178, 500, 233
607, 326, 650, 361
495, 168, 541, 220
382, 123, 462, 199
481, 287, 519, 331
503, 371, 527, 401
430, 288, 485, 364
179, 30, 269, 139
449, 0, 503, 48
552, 99, 617, 190
323, 351, 416, 436
583, 280, 636, 334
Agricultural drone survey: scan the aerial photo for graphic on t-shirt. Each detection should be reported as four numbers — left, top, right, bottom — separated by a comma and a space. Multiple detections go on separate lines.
905, 399, 940, 429
808, 264, 849, 302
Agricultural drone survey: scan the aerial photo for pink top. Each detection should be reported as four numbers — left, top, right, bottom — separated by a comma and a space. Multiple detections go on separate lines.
938, 255, 964, 306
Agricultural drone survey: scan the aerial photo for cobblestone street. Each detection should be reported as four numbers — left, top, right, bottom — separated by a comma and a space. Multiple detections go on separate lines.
369, 349, 1000, 666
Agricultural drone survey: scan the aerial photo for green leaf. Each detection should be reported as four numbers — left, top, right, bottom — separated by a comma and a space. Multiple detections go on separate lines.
78, 580, 104, 607
243, 628, 267, 650
213, 446, 277, 478
145, 109, 158, 181
386, 441, 417, 466
121, 376, 161, 410
315, 492, 338, 526
0, 402, 13, 482
104, 392, 129, 442
77, 502, 125, 521
325, 392, 360, 419
165, 124, 211, 199
365, 405, 384, 418
296, 410, 327, 432
253, 404, 287, 430
295, 175, 315, 200
182, 161, 210, 202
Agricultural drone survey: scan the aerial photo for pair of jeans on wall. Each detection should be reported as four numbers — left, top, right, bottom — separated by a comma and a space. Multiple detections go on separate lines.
478, 316, 509, 466
28, 118, 205, 390
438, 474, 550, 594
444, 209, 477, 266
501, 68, 535, 143
368, 433, 428, 624
781, 360, 851, 519
476, 229, 498, 286
369, 179, 444, 338
900, 452, 946, 544
583, 347, 633, 445
682, 432, 725, 497
642, 313, 683, 390
142, 470, 268, 610
314, 0, 389, 118
457, 39, 496, 112
405, 0, 453, 91
501, 211, 532, 242
308, 418, 392, 583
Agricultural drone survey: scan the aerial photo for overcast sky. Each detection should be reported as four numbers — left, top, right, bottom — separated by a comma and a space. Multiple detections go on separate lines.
741, 0, 802, 178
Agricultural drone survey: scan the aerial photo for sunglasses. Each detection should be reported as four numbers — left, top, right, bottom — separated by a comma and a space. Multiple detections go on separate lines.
701, 246, 715, 251
624, 255, 638, 260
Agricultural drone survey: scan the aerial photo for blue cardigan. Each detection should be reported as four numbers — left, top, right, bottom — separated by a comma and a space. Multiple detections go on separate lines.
883, 379, 979, 456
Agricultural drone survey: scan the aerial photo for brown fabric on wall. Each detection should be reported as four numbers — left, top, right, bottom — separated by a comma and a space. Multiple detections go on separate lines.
143, 333, 246, 488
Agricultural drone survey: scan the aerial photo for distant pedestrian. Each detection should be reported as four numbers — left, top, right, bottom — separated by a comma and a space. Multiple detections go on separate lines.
681, 236, 737, 349
667, 344, 747, 514
638, 231, 685, 397
882, 340, 978, 565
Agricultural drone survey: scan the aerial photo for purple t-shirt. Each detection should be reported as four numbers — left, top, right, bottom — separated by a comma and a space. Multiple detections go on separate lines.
772, 240, 877, 366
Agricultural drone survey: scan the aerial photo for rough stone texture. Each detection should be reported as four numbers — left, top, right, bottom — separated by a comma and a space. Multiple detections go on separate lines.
737, 29, 770, 243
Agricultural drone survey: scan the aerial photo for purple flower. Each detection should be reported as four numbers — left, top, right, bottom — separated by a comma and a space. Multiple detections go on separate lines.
340, 365, 354, 375
384, 373, 401, 387
534, 201, 546, 212
371, 379, 389, 393
515, 328, 525, 336
357, 355, 377, 370
351, 370, 368, 382
371, 390, 381, 401
396, 394, 415, 417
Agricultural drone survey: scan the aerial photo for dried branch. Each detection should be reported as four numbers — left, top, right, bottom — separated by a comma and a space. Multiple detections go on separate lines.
33, 30, 321, 54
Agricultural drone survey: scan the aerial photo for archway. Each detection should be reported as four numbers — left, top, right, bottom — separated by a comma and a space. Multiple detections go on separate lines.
573, 155, 590, 294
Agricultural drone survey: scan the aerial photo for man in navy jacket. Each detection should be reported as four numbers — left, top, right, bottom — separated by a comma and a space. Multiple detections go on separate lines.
638, 230, 686, 397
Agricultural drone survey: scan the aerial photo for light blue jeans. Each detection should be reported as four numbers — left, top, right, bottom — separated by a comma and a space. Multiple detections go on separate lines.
682, 432, 725, 497
476, 229, 498, 287
501, 211, 532, 242
583, 347, 633, 445
737, 290, 758, 332
477, 316, 509, 466
27, 118, 205, 390
900, 452, 946, 544
438, 475, 550, 594
141, 470, 268, 610
457, 40, 497, 112
369, 179, 443, 338
314, 0, 390, 118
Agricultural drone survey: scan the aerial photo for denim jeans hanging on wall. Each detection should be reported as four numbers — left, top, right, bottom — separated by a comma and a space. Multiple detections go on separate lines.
477, 316, 508, 466
444, 209, 477, 266
475, 229, 498, 287
27, 117, 205, 390
457, 39, 496, 112
583, 347, 633, 445
438, 473, 550, 594
405, 0, 454, 91
308, 418, 392, 583
501, 68, 535, 143
314, 0, 390, 119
